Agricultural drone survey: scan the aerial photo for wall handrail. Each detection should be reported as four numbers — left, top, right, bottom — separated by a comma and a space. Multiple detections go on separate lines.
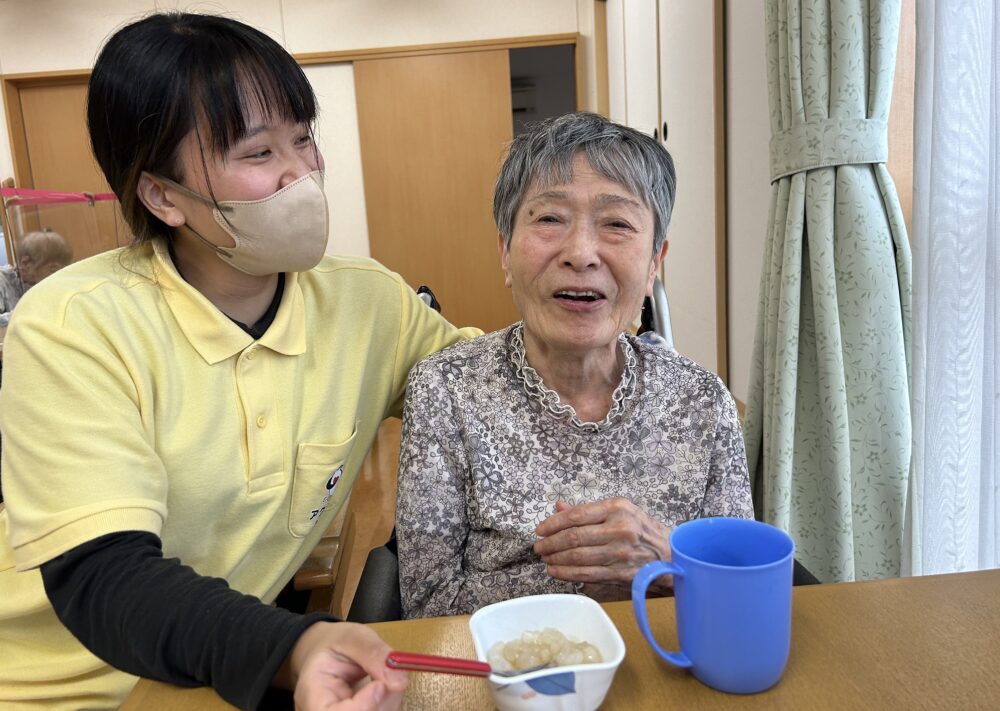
1, 187, 117, 208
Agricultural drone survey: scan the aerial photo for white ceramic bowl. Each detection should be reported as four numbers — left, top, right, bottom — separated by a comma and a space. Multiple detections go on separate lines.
468, 594, 626, 711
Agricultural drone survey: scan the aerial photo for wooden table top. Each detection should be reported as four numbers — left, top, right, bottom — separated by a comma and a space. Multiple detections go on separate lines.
122, 569, 1000, 710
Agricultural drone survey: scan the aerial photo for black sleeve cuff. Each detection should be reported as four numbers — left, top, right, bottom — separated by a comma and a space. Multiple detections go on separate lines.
246, 611, 336, 710
41, 531, 337, 710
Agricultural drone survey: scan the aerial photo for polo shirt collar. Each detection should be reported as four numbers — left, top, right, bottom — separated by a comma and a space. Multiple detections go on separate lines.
152, 240, 307, 365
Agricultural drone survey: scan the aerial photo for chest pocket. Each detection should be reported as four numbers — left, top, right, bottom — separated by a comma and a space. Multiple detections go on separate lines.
288, 425, 357, 538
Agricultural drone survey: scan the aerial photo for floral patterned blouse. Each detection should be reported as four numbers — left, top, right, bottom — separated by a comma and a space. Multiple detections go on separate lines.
396, 324, 752, 619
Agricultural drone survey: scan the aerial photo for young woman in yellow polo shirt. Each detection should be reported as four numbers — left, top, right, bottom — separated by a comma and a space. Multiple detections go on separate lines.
0, 12, 477, 710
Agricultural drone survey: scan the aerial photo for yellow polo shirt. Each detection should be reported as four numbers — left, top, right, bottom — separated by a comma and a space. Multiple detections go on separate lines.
0, 240, 479, 709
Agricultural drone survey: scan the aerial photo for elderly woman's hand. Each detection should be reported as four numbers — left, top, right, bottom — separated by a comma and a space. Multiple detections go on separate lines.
533, 499, 673, 594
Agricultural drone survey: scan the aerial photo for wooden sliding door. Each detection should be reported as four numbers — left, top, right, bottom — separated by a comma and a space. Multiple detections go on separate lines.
9, 79, 129, 261
354, 50, 518, 333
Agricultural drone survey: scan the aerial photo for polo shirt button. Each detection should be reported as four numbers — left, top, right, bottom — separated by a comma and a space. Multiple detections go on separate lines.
256, 415, 267, 428
246, 349, 257, 360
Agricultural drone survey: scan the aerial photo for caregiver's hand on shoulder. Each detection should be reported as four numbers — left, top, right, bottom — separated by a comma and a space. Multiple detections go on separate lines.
276, 621, 408, 711
534, 499, 672, 591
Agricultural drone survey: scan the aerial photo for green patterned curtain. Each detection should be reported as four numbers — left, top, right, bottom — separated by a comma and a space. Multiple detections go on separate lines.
743, 0, 912, 582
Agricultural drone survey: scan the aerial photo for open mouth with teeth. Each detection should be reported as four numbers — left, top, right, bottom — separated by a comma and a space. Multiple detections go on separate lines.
554, 289, 606, 303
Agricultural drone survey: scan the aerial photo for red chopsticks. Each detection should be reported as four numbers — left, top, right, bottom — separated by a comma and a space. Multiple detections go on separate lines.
386, 651, 492, 678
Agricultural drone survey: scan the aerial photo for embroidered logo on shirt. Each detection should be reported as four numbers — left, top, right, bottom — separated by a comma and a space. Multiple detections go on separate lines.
309, 465, 344, 523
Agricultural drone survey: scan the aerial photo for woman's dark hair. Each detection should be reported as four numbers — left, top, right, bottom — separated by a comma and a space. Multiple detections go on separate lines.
87, 12, 317, 244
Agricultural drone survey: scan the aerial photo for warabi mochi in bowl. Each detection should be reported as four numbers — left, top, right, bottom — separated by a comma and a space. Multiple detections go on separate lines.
468, 594, 626, 711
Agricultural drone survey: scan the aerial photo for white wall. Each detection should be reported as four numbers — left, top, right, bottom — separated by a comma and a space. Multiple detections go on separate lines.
281, 0, 577, 53
725, 0, 771, 403
604, 0, 724, 376
0, 0, 588, 257
659, 0, 722, 377
574, 0, 600, 113
0, 0, 580, 74
303, 63, 369, 257
604, 0, 772, 399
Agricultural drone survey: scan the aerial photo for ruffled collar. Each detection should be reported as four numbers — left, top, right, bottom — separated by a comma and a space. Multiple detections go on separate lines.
508, 322, 637, 432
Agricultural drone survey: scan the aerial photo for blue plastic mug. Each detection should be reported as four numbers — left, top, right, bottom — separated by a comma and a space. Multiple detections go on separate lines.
631, 517, 795, 694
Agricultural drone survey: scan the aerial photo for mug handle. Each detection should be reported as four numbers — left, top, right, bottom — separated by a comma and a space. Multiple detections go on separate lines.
631, 560, 692, 668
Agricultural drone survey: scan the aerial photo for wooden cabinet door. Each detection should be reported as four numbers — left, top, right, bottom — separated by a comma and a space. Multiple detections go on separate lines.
15, 81, 129, 261
354, 50, 519, 334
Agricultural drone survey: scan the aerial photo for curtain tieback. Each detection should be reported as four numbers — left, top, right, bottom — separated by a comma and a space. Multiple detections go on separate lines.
769, 117, 888, 182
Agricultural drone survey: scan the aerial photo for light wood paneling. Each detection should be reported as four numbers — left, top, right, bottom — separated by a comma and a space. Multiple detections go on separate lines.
332, 417, 401, 619
355, 51, 518, 333
293, 417, 401, 618
296, 34, 578, 65
2, 79, 31, 189
1, 69, 92, 82
0, 176, 14, 263
14, 80, 127, 260
594, 0, 610, 117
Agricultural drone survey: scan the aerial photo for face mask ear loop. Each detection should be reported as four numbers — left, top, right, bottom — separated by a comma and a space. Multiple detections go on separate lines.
155, 176, 214, 206
180, 222, 234, 258
153, 176, 236, 257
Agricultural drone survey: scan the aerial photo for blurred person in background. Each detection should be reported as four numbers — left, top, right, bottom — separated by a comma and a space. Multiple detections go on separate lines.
0, 229, 73, 327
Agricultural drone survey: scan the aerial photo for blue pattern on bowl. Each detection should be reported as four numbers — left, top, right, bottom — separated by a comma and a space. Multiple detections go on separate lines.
526, 672, 576, 696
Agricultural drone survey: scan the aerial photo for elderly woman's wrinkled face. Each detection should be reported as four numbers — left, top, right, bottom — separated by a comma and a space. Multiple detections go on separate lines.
18, 257, 67, 288
500, 154, 667, 358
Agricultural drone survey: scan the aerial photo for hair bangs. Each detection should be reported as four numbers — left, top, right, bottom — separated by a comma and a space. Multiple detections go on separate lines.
185, 30, 317, 158
523, 149, 576, 193
493, 113, 676, 253
583, 140, 656, 210
524, 141, 650, 200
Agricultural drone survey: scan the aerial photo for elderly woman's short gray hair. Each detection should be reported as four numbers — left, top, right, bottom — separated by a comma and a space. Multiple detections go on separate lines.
493, 112, 677, 254
18, 229, 73, 266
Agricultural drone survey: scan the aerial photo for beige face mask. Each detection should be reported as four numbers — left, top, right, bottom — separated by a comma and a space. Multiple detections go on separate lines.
160, 171, 329, 276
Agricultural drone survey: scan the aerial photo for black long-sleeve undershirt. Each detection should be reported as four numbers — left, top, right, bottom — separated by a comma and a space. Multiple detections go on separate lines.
40, 531, 335, 710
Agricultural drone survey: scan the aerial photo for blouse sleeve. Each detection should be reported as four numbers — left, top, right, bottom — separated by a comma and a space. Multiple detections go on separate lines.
699, 380, 754, 519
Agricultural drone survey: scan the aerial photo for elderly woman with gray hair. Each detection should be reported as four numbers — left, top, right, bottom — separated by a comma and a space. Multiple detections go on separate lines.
0, 230, 73, 327
396, 112, 752, 619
